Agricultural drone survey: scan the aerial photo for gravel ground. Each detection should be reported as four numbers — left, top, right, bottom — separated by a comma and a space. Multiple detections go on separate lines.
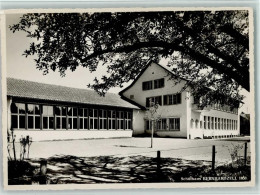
13, 137, 251, 164
8, 137, 251, 184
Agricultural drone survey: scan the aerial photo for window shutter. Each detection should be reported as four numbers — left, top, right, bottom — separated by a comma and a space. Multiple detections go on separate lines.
163, 95, 168, 105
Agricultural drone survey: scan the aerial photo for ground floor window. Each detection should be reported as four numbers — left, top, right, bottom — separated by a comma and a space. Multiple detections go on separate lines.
125, 112, 132, 130
202, 115, 238, 131
11, 103, 25, 129
157, 118, 167, 130
169, 118, 180, 130
145, 118, 180, 131
10, 102, 132, 131
43, 105, 54, 129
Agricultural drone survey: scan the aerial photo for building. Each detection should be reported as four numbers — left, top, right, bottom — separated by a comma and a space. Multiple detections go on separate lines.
7, 78, 139, 141
6, 61, 240, 141
119, 61, 240, 139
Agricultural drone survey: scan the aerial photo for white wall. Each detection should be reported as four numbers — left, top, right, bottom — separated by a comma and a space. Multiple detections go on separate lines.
123, 62, 189, 138
132, 109, 145, 135
13, 130, 133, 142
7, 97, 12, 138
188, 96, 240, 139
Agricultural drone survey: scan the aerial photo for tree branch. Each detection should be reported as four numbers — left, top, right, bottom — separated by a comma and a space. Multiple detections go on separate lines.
81, 40, 249, 91
219, 24, 249, 50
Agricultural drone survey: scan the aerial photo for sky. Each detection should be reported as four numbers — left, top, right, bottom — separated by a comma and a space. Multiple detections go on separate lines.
6, 13, 127, 94
5, 13, 251, 114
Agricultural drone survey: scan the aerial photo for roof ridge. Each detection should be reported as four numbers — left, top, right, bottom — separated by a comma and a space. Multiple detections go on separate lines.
7, 77, 118, 96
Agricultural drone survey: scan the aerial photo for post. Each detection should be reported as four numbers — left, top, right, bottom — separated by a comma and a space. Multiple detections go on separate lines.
157, 151, 161, 175
39, 160, 47, 184
11, 129, 16, 161
212, 145, 215, 171
151, 120, 154, 148
244, 142, 247, 166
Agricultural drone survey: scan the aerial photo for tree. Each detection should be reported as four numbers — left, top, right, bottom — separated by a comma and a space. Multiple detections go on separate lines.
10, 10, 250, 108
144, 99, 161, 148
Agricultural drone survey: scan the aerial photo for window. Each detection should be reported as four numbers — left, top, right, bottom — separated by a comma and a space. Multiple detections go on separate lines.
125, 112, 132, 130
156, 120, 161, 130
55, 106, 67, 129
208, 117, 210, 129
27, 104, 41, 129
215, 117, 217, 129
117, 111, 124, 130
146, 96, 162, 107
68, 107, 78, 129
163, 93, 181, 105
143, 78, 164, 91
43, 106, 54, 129
142, 80, 153, 91
108, 110, 116, 129
89, 109, 98, 129
157, 118, 167, 130
224, 119, 226, 129
145, 120, 153, 130
190, 119, 194, 128
195, 119, 199, 128
154, 78, 164, 89
218, 118, 220, 130
211, 117, 214, 129
221, 118, 223, 130
11, 103, 26, 129
79, 108, 88, 130
99, 110, 108, 130
169, 118, 180, 130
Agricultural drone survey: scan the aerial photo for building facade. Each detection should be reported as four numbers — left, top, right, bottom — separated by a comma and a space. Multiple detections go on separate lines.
7, 62, 240, 141
119, 61, 240, 139
7, 78, 139, 141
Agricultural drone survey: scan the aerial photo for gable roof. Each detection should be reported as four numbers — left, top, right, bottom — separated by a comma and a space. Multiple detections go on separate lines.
7, 78, 139, 109
119, 60, 188, 96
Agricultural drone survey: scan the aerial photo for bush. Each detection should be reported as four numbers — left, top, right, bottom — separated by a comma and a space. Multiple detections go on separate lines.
8, 160, 35, 185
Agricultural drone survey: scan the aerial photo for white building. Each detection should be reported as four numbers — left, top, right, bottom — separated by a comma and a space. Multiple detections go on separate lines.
7, 78, 139, 142
119, 61, 240, 139
6, 61, 240, 141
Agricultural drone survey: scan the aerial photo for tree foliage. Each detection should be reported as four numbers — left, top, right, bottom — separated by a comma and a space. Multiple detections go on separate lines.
10, 10, 250, 108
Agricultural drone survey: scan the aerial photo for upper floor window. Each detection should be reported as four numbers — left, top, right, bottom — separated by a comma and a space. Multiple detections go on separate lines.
154, 78, 164, 89
146, 96, 162, 107
163, 93, 181, 105
142, 78, 165, 91
142, 80, 153, 91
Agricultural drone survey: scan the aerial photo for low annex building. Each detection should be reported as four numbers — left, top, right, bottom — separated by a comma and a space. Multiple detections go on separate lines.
7, 78, 139, 141
119, 61, 240, 139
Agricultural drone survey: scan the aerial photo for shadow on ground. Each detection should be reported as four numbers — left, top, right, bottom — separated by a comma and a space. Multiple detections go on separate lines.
9, 155, 250, 184
27, 155, 211, 184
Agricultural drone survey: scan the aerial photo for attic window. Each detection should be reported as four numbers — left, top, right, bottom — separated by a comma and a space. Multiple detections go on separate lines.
142, 80, 153, 91
130, 95, 134, 99
154, 78, 164, 89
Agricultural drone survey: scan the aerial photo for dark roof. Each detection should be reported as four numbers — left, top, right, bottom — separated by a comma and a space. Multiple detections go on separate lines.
7, 78, 139, 109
